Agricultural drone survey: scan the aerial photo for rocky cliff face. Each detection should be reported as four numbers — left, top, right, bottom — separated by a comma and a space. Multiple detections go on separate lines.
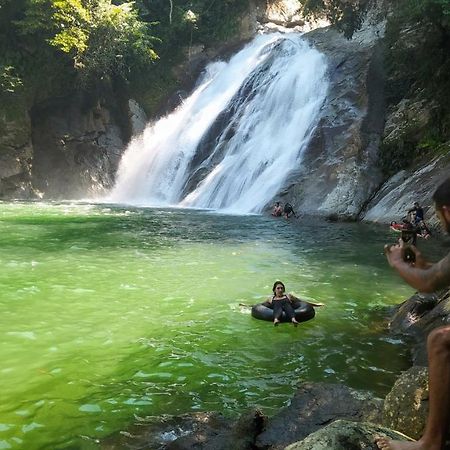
361, 14, 450, 226
30, 93, 125, 199
278, 21, 386, 219
0, 87, 147, 200
1, 0, 448, 221
0, 108, 34, 198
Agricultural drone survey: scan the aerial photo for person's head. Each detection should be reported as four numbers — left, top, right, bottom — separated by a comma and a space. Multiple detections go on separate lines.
433, 177, 450, 233
275, 201, 280, 206
414, 201, 420, 208
272, 280, 285, 294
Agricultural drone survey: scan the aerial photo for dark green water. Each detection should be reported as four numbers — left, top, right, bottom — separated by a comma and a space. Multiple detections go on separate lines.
0, 202, 426, 450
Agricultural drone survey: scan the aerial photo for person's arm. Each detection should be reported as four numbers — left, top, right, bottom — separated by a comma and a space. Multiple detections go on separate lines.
288, 292, 324, 307
385, 244, 450, 292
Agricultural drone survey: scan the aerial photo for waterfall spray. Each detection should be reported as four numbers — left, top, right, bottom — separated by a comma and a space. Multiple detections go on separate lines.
108, 33, 329, 214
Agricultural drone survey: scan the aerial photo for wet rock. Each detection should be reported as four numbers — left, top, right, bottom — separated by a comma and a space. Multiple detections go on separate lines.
284, 419, 413, 450
100, 412, 232, 450
255, 382, 383, 449
382, 366, 428, 440
166, 409, 265, 450
388, 289, 450, 365
30, 90, 129, 199
100, 409, 265, 450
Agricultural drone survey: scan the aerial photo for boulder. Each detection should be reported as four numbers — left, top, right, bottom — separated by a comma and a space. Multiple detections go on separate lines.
382, 366, 428, 440
255, 382, 383, 449
284, 419, 413, 450
388, 289, 450, 365
362, 149, 450, 225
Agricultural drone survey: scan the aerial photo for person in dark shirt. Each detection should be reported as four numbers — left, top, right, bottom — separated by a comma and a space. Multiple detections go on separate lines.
283, 202, 297, 219
407, 201, 424, 224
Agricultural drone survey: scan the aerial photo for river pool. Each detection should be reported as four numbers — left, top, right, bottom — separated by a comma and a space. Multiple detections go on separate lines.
0, 202, 428, 450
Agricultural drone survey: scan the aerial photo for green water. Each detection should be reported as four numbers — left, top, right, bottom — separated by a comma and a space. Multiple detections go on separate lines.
0, 202, 424, 450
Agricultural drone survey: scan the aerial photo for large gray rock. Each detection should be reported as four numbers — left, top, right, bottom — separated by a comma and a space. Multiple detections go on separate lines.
280, 22, 386, 219
284, 419, 413, 450
388, 289, 450, 365
30, 92, 129, 199
362, 153, 450, 225
360, 16, 450, 225
256, 382, 383, 449
382, 366, 428, 440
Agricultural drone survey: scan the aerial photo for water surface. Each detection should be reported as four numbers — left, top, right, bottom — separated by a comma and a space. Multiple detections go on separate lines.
0, 202, 425, 449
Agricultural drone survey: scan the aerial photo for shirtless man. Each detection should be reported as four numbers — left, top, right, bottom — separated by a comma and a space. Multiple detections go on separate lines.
272, 201, 283, 217
376, 177, 450, 450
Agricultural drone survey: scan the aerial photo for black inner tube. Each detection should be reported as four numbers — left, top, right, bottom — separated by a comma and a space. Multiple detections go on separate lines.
251, 300, 315, 323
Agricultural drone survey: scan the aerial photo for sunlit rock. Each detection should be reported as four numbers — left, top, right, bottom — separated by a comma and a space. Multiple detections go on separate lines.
382, 366, 428, 440
284, 419, 413, 450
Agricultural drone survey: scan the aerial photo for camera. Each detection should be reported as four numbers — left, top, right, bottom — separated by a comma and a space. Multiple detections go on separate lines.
386, 243, 416, 263
402, 245, 416, 263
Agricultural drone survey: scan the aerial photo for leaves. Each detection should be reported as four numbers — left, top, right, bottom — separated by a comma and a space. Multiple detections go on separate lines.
300, 0, 372, 38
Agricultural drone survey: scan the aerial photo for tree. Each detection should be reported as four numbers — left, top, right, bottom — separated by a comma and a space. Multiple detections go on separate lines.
299, 0, 372, 38
1, 0, 159, 96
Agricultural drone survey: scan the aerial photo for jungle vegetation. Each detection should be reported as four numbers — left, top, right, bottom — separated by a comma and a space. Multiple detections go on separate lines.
0, 0, 449, 128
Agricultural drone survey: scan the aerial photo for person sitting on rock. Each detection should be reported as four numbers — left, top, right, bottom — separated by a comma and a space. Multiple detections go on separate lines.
417, 220, 432, 240
283, 202, 297, 219
272, 202, 283, 217
376, 176, 450, 450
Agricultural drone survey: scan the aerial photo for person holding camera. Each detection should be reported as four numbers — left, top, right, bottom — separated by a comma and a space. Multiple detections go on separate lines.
376, 177, 450, 450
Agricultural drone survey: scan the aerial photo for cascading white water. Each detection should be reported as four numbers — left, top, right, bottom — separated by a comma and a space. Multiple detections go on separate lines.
108, 32, 329, 214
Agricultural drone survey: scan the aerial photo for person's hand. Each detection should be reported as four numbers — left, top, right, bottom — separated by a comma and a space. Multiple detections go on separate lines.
385, 240, 426, 269
384, 240, 403, 267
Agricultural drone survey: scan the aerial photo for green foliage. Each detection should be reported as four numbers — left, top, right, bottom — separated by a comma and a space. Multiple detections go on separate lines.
0, 0, 158, 104
133, 0, 248, 55
125, 0, 250, 114
0, 65, 23, 94
379, 0, 450, 175
13, 0, 158, 86
0, 0, 249, 113
299, 0, 371, 38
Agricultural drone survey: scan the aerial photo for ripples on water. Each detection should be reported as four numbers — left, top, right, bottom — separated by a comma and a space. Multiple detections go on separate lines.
0, 202, 438, 449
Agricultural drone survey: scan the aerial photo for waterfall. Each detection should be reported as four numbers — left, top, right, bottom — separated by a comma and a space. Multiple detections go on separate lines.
108, 32, 329, 214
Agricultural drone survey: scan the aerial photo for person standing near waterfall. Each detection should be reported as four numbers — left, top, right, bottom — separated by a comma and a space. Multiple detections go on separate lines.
376, 176, 450, 450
